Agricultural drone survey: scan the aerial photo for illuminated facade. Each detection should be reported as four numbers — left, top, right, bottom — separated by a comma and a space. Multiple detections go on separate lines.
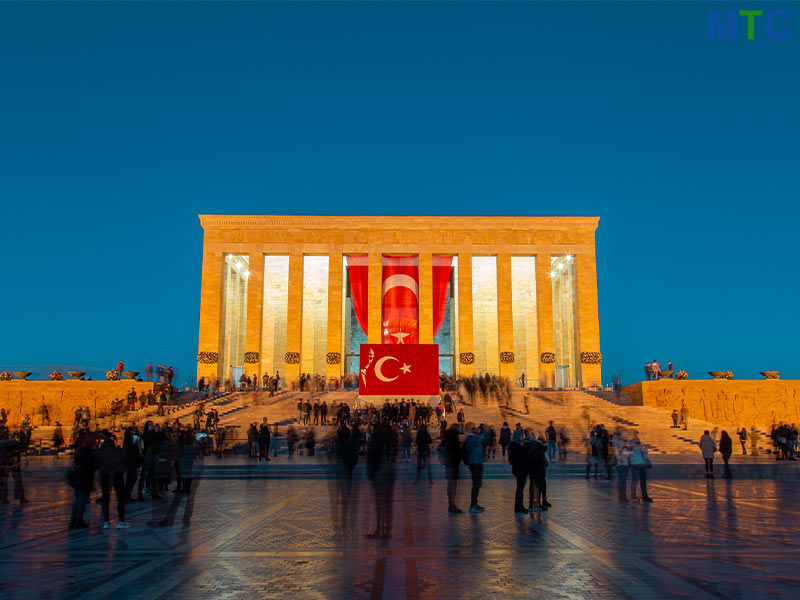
197, 215, 602, 388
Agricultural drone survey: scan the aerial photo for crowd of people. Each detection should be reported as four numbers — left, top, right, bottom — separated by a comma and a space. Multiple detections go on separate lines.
68, 419, 212, 530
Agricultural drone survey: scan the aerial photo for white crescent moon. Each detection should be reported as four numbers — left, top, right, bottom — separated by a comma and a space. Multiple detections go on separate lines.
382, 274, 418, 297
374, 356, 399, 382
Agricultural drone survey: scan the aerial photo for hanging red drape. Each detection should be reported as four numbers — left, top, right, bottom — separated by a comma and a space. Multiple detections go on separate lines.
432, 256, 453, 337
346, 256, 369, 336
382, 256, 419, 344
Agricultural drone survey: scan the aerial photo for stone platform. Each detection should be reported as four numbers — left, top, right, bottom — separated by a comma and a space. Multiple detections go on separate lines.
1, 467, 798, 599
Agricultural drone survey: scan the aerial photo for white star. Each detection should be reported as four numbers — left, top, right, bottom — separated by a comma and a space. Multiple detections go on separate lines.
400, 363, 411, 374
391, 331, 410, 344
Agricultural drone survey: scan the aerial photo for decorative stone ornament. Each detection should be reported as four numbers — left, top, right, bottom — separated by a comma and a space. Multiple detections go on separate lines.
0, 371, 12, 381
459, 352, 475, 365
105, 370, 120, 381
675, 370, 689, 380
499, 352, 515, 364
285, 352, 300, 365
197, 352, 218, 364
326, 352, 341, 365
760, 371, 780, 380
581, 352, 603, 365
244, 352, 260, 364
50, 370, 64, 381
540, 352, 556, 365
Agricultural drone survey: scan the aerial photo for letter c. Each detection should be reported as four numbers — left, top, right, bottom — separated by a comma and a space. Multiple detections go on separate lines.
766, 10, 790, 40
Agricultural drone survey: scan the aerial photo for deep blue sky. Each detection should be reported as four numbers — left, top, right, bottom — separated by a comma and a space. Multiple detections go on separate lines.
1, 2, 797, 386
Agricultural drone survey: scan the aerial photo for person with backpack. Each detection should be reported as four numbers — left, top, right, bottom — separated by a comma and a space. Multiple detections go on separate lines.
738, 428, 748, 455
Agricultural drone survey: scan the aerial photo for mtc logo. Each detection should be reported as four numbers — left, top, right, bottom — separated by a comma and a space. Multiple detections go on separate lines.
709, 10, 790, 39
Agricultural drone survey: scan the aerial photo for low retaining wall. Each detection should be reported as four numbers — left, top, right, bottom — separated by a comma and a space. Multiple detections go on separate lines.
620, 379, 800, 428
0, 381, 155, 427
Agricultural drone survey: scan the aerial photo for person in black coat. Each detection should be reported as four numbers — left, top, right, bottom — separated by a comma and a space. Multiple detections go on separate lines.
122, 427, 142, 501
415, 424, 433, 482
69, 433, 98, 530
719, 430, 733, 479
444, 425, 462, 514
509, 427, 527, 514
258, 420, 271, 461
527, 436, 550, 511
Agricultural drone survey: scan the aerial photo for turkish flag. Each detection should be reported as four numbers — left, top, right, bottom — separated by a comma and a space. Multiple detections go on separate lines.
359, 344, 439, 396
382, 256, 419, 344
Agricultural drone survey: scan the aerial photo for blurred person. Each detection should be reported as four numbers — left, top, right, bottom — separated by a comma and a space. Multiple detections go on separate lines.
95, 432, 129, 529
0, 428, 28, 504
68, 432, 98, 530
719, 430, 733, 479
738, 427, 748, 454
159, 430, 202, 526
463, 422, 485, 513
259, 419, 271, 461
613, 430, 631, 502
546, 421, 557, 460
699, 430, 717, 479
444, 425, 463, 514
123, 427, 142, 501
528, 434, 550, 511
366, 419, 395, 540
499, 422, 511, 458
629, 434, 653, 501
509, 427, 527, 514
415, 424, 433, 483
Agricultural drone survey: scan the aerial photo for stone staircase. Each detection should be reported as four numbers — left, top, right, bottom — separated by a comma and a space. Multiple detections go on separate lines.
493, 389, 774, 456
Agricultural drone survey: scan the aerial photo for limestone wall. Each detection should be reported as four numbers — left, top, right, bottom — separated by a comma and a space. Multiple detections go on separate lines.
620, 380, 800, 428
0, 381, 155, 427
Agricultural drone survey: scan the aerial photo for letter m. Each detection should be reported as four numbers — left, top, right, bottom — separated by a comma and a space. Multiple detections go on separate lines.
709, 10, 738, 39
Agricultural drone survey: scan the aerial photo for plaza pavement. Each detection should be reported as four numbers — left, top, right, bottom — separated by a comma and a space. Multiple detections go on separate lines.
1, 458, 799, 599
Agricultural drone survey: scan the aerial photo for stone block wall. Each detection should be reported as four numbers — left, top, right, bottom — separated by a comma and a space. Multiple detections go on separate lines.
621, 380, 800, 428
0, 381, 155, 428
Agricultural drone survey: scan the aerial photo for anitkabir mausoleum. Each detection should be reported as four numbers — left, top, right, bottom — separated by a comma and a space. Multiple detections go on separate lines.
195, 215, 603, 389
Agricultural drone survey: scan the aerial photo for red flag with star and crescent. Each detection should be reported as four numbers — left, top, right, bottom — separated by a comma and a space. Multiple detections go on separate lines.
382, 256, 419, 344
359, 344, 439, 396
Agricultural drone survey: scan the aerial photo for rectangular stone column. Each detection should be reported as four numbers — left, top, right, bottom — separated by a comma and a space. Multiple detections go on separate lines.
197, 248, 224, 382
536, 253, 555, 388
496, 253, 515, 380
418, 252, 433, 344
367, 252, 383, 344
457, 254, 473, 377
577, 251, 602, 388
326, 252, 344, 383
284, 253, 304, 387
244, 250, 263, 380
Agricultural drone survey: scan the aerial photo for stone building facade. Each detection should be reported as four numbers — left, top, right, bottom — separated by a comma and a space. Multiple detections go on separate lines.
196, 215, 602, 389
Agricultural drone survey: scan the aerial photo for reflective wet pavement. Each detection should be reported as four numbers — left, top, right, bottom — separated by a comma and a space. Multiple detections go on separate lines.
1, 470, 798, 599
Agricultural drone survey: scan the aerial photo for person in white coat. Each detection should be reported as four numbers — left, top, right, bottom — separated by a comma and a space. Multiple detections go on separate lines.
699, 430, 717, 479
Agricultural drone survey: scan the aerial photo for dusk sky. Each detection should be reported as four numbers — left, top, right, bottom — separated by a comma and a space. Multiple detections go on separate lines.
1, 2, 797, 387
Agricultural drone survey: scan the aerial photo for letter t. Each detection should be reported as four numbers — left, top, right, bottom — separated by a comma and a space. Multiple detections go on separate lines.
739, 10, 763, 39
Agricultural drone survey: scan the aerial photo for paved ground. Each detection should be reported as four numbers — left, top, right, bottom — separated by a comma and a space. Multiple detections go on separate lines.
2, 463, 799, 600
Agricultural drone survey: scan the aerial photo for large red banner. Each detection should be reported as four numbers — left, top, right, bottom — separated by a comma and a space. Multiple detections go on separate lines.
382, 256, 419, 344
359, 344, 439, 396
